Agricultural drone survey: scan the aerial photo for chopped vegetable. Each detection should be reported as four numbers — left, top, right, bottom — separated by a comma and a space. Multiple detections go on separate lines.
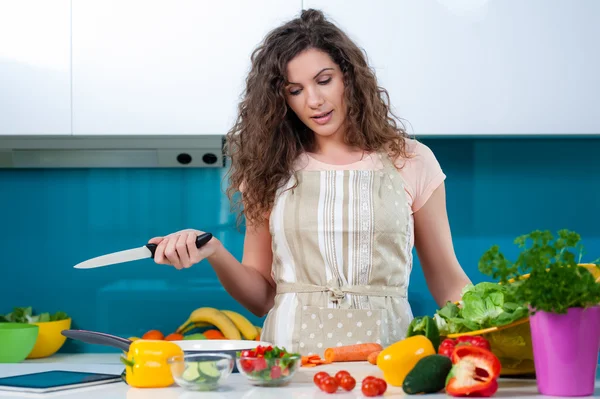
237, 345, 300, 383
180, 360, 221, 384
120, 339, 184, 388
0, 307, 69, 323
406, 315, 441, 352
376, 335, 435, 387
323, 343, 383, 363
438, 335, 491, 358
434, 282, 528, 336
445, 346, 501, 397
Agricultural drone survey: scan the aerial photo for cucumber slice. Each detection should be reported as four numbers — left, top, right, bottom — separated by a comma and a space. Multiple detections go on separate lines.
182, 362, 202, 382
198, 361, 221, 381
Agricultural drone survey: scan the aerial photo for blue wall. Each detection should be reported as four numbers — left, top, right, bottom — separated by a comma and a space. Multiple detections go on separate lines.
1, 138, 598, 353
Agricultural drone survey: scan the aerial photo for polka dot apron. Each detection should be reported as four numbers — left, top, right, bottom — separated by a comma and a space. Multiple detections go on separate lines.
261, 151, 414, 356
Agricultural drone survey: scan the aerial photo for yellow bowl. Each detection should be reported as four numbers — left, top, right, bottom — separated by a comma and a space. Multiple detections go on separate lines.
26, 318, 72, 359
446, 264, 599, 376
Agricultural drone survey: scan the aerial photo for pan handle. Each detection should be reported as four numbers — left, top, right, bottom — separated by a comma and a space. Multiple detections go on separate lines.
61, 329, 132, 352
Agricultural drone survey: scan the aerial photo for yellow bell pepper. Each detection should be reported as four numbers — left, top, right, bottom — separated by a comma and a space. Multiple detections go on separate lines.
120, 339, 184, 388
376, 335, 435, 387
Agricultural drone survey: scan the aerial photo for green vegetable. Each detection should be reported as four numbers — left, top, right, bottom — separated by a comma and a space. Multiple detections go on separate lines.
181, 361, 220, 383
402, 354, 453, 394
478, 229, 600, 315
434, 282, 528, 336
407, 316, 441, 352
0, 307, 69, 323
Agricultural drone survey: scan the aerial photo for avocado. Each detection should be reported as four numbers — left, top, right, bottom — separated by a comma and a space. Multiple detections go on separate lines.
402, 354, 453, 394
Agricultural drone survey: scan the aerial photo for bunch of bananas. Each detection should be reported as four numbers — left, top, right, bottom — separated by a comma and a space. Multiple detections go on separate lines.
176, 307, 262, 341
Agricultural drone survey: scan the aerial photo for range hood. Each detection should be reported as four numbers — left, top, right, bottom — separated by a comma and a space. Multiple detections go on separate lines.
0, 135, 225, 168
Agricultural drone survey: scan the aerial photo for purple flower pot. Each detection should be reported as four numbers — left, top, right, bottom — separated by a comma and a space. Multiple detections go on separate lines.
530, 305, 600, 397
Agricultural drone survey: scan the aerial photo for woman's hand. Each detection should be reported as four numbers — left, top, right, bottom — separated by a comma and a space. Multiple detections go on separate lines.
148, 229, 221, 270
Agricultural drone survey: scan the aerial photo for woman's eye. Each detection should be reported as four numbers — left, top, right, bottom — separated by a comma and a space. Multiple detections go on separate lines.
289, 89, 301, 96
318, 77, 332, 85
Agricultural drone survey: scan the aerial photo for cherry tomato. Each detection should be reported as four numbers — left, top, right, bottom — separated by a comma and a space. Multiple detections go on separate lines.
334, 370, 351, 384
362, 375, 378, 385
240, 350, 253, 358
339, 375, 356, 391
313, 371, 330, 386
240, 359, 254, 373
375, 378, 387, 395
320, 376, 339, 393
361, 381, 380, 397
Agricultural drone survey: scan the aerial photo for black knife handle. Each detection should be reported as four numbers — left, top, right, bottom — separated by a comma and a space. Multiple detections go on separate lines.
145, 232, 213, 258
61, 329, 132, 352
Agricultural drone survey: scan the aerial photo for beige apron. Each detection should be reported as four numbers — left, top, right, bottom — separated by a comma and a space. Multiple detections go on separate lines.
261, 151, 414, 356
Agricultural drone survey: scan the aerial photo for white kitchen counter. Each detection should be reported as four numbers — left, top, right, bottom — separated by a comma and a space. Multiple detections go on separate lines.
0, 354, 598, 398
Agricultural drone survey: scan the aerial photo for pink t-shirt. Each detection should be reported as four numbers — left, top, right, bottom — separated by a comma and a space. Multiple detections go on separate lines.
293, 139, 446, 214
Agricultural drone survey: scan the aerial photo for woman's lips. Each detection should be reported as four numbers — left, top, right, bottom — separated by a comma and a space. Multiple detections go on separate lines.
311, 110, 333, 125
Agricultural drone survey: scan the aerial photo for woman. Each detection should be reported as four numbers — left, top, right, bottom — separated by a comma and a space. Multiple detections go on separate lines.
148, 9, 471, 355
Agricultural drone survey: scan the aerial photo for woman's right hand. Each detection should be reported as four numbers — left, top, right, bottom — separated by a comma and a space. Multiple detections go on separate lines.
148, 229, 220, 270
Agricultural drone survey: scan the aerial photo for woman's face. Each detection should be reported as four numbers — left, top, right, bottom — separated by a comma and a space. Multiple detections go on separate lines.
285, 48, 347, 141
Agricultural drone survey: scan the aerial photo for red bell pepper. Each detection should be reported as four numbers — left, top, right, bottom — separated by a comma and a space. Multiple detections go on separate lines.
445, 346, 501, 397
439, 335, 491, 357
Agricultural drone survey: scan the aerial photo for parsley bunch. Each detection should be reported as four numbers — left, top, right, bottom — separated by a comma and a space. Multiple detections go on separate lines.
478, 229, 600, 315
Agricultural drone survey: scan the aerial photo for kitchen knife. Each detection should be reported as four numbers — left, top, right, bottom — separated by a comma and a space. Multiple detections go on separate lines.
73, 232, 213, 269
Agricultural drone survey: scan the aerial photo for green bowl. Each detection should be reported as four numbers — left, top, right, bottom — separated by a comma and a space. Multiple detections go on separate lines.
0, 323, 39, 363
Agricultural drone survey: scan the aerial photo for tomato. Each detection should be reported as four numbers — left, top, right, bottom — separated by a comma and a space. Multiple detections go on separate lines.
270, 366, 282, 379
253, 357, 267, 372
313, 371, 329, 386
240, 359, 254, 373
142, 330, 164, 340
334, 370, 351, 384
361, 381, 380, 397
339, 375, 356, 391
240, 350, 254, 358
320, 376, 338, 393
375, 378, 387, 395
362, 375, 377, 384
164, 333, 183, 341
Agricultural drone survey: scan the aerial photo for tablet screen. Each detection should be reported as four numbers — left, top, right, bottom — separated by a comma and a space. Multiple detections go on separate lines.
0, 370, 122, 392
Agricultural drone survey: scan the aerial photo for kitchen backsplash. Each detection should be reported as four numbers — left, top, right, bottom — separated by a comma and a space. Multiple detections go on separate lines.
0, 138, 598, 353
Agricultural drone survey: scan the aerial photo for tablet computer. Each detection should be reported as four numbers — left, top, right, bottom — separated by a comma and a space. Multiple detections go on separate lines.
0, 370, 122, 393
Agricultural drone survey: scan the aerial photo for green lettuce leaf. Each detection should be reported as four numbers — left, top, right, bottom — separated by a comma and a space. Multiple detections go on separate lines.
434, 281, 528, 335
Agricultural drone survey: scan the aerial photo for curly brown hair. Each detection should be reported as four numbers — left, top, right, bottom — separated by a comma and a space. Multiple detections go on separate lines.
225, 8, 412, 227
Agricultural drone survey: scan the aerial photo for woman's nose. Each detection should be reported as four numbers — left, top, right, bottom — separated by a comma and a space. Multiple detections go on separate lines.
306, 88, 325, 109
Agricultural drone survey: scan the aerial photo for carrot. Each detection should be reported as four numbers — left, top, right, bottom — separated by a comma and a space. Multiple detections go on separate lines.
367, 350, 381, 365
324, 343, 384, 363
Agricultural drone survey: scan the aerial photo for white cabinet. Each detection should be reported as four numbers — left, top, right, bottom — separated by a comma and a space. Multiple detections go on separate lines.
304, 0, 600, 136
71, 0, 299, 135
0, 0, 71, 135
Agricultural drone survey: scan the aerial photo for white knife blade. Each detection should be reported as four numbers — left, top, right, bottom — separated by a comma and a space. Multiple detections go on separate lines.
73, 232, 213, 269
74, 246, 153, 269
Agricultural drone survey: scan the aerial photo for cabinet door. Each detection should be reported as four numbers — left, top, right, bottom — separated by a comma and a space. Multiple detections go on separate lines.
72, 0, 299, 135
304, 0, 600, 136
0, 0, 71, 135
